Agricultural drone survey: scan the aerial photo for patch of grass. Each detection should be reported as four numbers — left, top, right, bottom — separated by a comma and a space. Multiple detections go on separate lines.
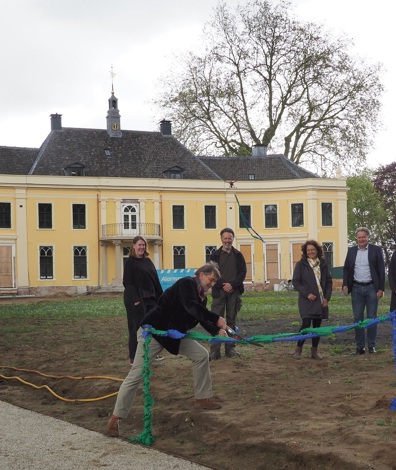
0, 297, 125, 319
328, 345, 346, 356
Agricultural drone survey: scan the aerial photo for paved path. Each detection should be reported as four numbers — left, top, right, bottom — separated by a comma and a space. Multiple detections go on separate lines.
0, 401, 209, 470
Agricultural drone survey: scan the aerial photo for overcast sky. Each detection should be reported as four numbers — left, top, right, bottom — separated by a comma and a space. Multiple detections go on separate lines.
1, 0, 394, 170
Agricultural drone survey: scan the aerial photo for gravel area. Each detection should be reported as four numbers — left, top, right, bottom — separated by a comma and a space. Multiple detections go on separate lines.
0, 401, 210, 470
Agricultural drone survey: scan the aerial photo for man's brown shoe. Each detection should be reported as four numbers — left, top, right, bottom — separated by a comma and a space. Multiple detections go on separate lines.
105, 415, 120, 437
194, 398, 222, 410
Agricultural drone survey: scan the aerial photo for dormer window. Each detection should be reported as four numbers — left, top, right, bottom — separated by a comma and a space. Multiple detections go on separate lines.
162, 165, 184, 179
104, 149, 111, 157
64, 162, 86, 176
248, 174, 255, 180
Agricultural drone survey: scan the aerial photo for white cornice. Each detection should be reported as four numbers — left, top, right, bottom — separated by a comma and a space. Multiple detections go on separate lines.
0, 175, 347, 192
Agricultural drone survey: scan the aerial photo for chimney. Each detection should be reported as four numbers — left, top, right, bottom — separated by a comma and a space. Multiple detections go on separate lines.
50, 113, 62, 131
160, 119, 172, 135
252, 145, 267, 157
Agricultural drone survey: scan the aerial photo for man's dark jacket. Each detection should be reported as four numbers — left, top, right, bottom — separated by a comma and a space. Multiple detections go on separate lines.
210, 246, 247, 297
142, 276, 220, 355
388, 251, 396, 311
342, 244, 385, 294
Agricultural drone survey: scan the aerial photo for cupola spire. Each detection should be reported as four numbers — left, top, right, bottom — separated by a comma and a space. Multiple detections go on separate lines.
106, 65, 122, 137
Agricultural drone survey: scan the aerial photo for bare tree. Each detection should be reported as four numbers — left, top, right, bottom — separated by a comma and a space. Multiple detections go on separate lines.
155, 0, 383, 176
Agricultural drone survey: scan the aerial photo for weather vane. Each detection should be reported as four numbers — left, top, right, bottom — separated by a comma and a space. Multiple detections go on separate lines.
109, 65, 116, 94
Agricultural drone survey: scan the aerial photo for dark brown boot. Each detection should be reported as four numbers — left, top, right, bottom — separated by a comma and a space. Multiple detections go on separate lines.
194, 398, 222, 410
311, 347, 322, 360
293, 346, 302, 359
105, 415, 120, 437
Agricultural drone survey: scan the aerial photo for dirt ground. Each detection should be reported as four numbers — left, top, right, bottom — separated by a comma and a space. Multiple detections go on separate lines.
1, 294, 396, 470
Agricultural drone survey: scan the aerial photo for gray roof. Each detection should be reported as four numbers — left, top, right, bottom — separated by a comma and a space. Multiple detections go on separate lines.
28, 128, 220, 179
0, 146, 38, 174
0, 127, 319, 181
198, 155, 319, 181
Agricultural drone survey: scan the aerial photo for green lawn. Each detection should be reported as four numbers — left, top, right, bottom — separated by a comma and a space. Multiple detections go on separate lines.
0, 290, 392, 321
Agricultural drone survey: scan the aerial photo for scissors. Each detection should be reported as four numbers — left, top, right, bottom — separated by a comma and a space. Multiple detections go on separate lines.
225, 326, 264, 348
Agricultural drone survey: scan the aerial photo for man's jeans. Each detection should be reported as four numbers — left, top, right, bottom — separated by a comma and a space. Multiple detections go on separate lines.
351, 284, 378, 349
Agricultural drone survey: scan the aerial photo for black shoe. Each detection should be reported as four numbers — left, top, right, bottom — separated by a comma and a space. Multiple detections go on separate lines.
355, 347, 365, 355
368, 347, 377, 354
209, 351, 221, 361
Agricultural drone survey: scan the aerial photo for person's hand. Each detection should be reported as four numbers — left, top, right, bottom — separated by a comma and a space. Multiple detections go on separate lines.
307, 293, 316, 302
222, 282, 234, 293
216, 316, 226, 330
322, 299, 328, 308
342, 286, 348, 296
218, 328, 228, 337
377, 290, 384, 299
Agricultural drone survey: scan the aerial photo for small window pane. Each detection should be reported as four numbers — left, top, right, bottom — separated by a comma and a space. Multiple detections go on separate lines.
40, 246, 53, 279
173, 205, 185, 229
205, 245, 217, 263
322, 203, 333, 226
72, 204, 86, 229
38, 203, 52, 229
291, 203, 304, 227
239, 205, 251, 228
173, 246, 185, 268
74, 246, 87, 279
265, 204, 278, 228
323, 242, 334, 268
0, 202, 11, 228
205, 206, 216, 229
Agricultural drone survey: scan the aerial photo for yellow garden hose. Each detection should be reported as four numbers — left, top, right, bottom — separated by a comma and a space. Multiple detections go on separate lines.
0, 366, 122, 403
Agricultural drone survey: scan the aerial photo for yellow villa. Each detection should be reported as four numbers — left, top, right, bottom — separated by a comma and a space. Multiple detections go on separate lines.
0, 92, 347, 296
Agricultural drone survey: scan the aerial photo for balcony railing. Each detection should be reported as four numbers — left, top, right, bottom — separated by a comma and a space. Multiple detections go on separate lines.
101, 223, 161, 239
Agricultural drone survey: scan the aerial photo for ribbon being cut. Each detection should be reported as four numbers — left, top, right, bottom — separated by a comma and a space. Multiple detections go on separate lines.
132, 310, 396, 446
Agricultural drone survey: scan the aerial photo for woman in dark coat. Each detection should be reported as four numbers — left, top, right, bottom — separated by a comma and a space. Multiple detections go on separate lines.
292, 240, 332, 360
389, 250, 396, 313
123, 236, 163, 365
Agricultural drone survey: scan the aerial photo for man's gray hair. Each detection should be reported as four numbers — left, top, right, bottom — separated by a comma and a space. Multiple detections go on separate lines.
355, 227, 370, 236
195, 261, 221, 279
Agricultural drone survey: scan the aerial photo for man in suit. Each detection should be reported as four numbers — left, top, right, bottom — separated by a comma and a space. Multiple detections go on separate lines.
342, 227, 385, 355
388, 250, 396, 313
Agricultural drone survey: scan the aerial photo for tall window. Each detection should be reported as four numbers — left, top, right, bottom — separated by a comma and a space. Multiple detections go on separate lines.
321, 203, 333, 226
323, 242, 334, 268
38, 203, 52, 229
205, 245, 217, 263
173, 246, 185, 268
123, 204, 138, 231
39, 246, 53, 279
72, 204, 86, 229
239, 205, 251, 228
123, 246, 130, 267
291, 203, 304, 227
0, 202, 11, 228
172, 205, 185, 229
73, 246, 87, 279
265, 204, 278, 228
204, 205, 216, 229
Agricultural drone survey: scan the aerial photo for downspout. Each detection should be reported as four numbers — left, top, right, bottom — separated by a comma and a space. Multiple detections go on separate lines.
97, 192, 101, 289
160, 193, 164, 269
